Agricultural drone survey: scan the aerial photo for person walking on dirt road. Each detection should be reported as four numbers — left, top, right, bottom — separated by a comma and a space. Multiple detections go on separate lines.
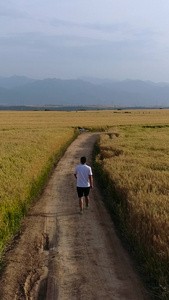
74, 156, 93, 214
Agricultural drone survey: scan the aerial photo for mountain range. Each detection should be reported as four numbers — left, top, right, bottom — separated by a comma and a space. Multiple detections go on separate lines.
0, 75, 169, 107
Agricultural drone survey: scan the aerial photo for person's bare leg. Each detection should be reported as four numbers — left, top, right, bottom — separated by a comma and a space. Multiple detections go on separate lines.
85, 196, 89, 208
79, 197, 83, 213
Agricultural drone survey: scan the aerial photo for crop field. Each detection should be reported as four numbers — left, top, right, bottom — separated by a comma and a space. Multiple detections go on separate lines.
0, 109, 169, 298
94, 125, 169, 299
1, 109, 169, 129
0, 111, 79, 257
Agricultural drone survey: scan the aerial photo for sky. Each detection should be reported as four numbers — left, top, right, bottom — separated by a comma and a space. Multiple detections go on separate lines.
1, 0, 169, 82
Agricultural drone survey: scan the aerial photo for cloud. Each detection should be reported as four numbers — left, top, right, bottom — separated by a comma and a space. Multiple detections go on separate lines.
50, 18, 158, 44
0, 30, 167, 81
0, 32, 99, 51
51, 18, 128, 32
0, 8, 30, 19
51, 18, 135, 39
0, 30, 155, 64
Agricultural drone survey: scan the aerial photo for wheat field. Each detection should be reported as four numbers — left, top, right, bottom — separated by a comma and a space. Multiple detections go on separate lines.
1, 108, 169, 129
0, 111, 79, 255
0, 109, 169, 298
94, 124, 169, 299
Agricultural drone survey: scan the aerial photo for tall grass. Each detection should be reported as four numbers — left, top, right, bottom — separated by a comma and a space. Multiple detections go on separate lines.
94, 125, 169, 299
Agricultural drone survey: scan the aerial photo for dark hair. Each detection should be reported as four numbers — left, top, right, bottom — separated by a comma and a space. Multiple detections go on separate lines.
81, 156, 86, 164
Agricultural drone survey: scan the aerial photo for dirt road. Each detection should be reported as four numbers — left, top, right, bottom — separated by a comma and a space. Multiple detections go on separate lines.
0, 133, 150, 300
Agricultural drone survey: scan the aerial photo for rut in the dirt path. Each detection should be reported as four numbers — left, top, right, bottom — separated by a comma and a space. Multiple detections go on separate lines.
0, 133, 150, 300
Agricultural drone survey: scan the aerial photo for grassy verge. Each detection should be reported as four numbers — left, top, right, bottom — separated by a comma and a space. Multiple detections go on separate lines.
93, 125, 169, 300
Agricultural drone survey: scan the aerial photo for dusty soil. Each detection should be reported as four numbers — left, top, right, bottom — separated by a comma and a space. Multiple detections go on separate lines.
0, 133, 150, 300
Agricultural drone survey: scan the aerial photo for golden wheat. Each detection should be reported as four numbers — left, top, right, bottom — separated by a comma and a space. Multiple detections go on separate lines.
95, 125, 169, 298
0, 109, 169, 129
0, 110, 169, 297
0, 112, 78, 254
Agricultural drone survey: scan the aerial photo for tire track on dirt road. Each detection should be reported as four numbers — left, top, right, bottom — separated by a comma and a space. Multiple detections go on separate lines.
0, 133, 150, 300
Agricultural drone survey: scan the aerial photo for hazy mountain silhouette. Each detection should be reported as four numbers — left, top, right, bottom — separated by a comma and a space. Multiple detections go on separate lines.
0, 75, 35, 89
0, 76, 169, 107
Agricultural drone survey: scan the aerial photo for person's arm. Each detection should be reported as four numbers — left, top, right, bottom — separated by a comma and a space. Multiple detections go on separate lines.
89, 175, 93, 189
74, 166, 77, 179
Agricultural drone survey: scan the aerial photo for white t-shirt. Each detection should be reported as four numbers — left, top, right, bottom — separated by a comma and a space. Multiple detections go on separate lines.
74, 164, 93, 187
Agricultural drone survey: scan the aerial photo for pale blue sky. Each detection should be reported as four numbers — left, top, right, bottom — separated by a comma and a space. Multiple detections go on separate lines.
0, 0, 169, 82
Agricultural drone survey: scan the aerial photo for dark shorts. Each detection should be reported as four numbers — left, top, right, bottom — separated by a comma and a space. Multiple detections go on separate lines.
77, 187, 90, 198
